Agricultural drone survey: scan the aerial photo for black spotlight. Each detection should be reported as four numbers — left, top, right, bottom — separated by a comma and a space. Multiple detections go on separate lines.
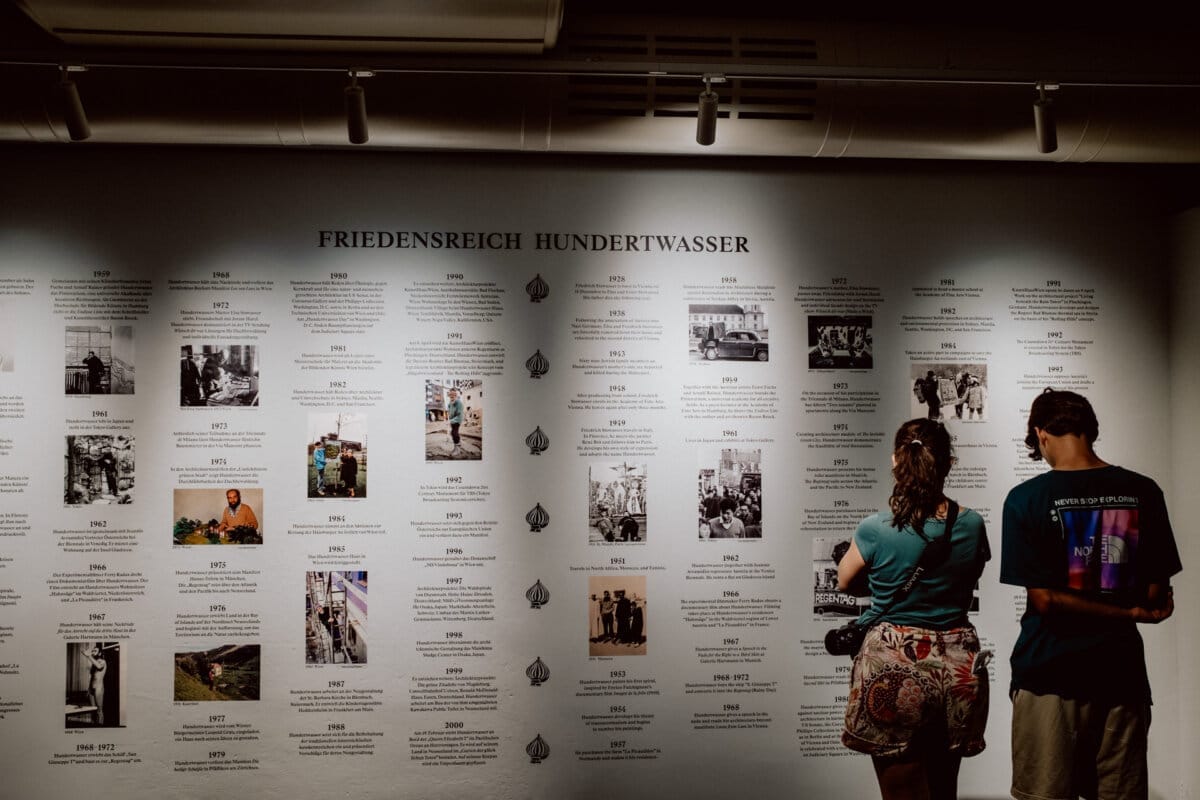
58, 66, 91, 142
1033, 82, 1057, 154
345, 71, 370, 145
696, 75, 720, 146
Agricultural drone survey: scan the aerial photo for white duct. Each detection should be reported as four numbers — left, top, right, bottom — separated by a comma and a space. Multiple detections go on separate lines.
14, 0, 564, 53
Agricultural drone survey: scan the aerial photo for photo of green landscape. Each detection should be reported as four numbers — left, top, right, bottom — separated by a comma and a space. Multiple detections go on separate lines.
173, 644, 261, 701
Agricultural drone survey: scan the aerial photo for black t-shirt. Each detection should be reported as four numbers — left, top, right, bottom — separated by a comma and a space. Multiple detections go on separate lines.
1000, 465, 1182, 702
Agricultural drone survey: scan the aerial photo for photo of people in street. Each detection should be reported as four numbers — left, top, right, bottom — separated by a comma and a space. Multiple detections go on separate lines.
180, 344, 259, 406
910, 362, 989, 423
172, 487, 263, 545
697, 447, 762, 539
174, 645, 261, 701
66, 642, 126, 728
64, 434, 134, 505
807, 315, 873, 369
307, 412, 366, 498
588, 576, 647, 656
425, 378, 482, 460
65, 325, 134, 394
588, 461, 647, 543
812, 536, 866, 617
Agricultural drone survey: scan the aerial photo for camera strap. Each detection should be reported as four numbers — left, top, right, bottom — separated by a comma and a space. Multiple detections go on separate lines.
873, 500, 959, 620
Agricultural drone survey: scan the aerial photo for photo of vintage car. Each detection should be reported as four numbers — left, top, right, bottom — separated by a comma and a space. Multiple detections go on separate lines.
698, 330, 769, 361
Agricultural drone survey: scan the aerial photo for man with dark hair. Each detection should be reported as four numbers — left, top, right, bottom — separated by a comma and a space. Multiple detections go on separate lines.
599, 590, 614, 640
98, 446, 118, 496
446, 386, 464, 458
216, 488, 259, 540
181, 346, 202, 405
707, 497, 746, 538
618, 514, 640, 542
614, 590, 632, 643
83, 350, 106, 394
916, 370, 941, 420
1001, 388, 1181, 800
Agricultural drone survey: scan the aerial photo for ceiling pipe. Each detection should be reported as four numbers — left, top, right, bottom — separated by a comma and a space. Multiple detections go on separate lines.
3, 69, 1197, 161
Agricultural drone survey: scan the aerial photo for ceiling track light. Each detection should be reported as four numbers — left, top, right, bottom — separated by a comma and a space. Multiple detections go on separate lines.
696, 73, 725, 147
345, 69, 372, 145
57, 64, 91, 142
1033, 81, 1058, 154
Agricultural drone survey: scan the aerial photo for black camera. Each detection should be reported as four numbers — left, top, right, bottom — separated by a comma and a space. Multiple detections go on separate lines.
824, 621, 868, 658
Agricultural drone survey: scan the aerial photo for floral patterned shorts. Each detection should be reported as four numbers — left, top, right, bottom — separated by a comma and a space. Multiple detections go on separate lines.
842, 622, 989, 758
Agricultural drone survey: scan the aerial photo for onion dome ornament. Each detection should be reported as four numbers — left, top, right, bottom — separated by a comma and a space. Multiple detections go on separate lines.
525, 349, 550, 379
525, 426, 549, 455
526, 502, 550, 532
525, 273, 550, 303
526, 733, 550, 763
526, 579, 550, 609
525, 657, 551, 687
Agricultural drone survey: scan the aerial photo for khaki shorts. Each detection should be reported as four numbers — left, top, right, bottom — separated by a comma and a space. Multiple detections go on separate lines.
842, 622, 989, 758
1010, 689, 1149, 800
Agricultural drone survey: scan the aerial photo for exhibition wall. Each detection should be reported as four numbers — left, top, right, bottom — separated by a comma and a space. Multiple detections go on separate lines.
1169, 208, 1200, 800
0, 146, 1195, 799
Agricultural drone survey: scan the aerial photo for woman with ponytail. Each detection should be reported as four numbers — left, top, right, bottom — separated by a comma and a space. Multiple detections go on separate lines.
835, 418, 991, 800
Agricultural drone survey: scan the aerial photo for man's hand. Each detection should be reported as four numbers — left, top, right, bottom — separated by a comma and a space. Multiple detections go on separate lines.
1131, 589, 1174, 624
1028, 584, 1175, 624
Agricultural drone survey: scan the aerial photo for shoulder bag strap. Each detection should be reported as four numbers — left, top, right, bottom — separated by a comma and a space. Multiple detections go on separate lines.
870, 501, 959, 621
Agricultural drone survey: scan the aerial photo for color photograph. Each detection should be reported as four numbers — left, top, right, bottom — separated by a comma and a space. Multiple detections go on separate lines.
425, 378, 483, 460
173, 487, 264, 545
306, 571, 368, 664
307, 412, 366, 498
174, 645, 261, 701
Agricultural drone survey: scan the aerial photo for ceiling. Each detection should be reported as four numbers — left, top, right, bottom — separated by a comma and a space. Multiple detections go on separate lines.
2, 1, 1199, 161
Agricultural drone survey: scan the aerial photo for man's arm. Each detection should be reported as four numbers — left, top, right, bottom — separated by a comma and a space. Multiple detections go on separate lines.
1027, 583, 1174, 624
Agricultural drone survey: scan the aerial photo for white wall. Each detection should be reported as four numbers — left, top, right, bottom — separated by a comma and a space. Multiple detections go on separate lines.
1169, 208, 1200, 800
0, 146, 1192, 799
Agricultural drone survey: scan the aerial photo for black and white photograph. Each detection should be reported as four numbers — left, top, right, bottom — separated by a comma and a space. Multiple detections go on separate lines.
807, 315, 873, 369
587, 461, 647, 543
173, 487, 264, 545
308, 412, 366, 498
305, 571, 368, 664
910, 362, 989, 423
65, 325, 134, 394
425, 378, 483, 460
688, 303, 769, 362
174, 645, 261, 701
180, 344, 259, 406
66, 642, 126, 728
588, 575, 647, 656
65, 434, 134, 505
812, 536, 866, 617
697, 447, 763, 539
